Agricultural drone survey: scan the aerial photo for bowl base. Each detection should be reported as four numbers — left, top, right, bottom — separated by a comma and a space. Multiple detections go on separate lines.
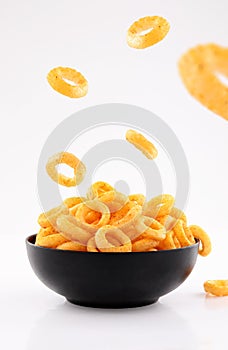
66, 297, 159, 309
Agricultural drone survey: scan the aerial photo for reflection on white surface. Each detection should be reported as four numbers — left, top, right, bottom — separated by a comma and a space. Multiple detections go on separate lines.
26, 301, 198, 350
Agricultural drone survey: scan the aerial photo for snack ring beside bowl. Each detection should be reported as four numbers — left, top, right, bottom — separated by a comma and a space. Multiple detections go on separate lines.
26, 234, 199, 308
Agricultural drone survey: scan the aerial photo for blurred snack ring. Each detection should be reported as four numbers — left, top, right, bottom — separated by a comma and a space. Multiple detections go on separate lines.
47, 66, 88, 98
127, 16, 170, 49
46, 152, 86, 187
64, 196, 85, 208
204, 280, 228, 297
178, 44, 228, 121
189, 225, 211, 256
95, 225, 132, 252
126, 129, 158, 159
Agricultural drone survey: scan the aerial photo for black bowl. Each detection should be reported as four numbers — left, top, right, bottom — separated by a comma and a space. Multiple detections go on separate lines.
26, 234, 199, 308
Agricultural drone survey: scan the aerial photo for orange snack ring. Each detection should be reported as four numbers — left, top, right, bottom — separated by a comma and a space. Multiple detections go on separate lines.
95, 225, 132, 252
56, 215, 92, 244
87, 237, 99, 252
189, 225, 211, 256
75, 200, 110, 230
100, 191, 128, 213
143, 194, 175, 218
129, 194, 146, 206
57, 241, 86, 251
126, 129, 158, 159
135, 216, 166, 241
38, 204, 68, 228
87, 181, 114, 200
157, 231, 176, 250
47, 66, 88, 98
36, 227, 68, 248
110, 202, 142, 229
127, 16, 170, 49
173, 220, 193, 247
132, 238, 159, 252
46, 152, 86, 187
178, 44, 228, 121
63, 196, 85, 209
204, 280, 228, 297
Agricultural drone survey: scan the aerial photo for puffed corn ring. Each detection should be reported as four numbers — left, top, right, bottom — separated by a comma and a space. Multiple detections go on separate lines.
127, 16, 170, 49
75, 200, 110, 230
157, 230, 176, 250
143, 194, 175, 218
173, 220, 193, 247
129, 194, 146, 206
87, 181, 114, 200
38, 204, 68, 228
189, 225, 211, 257
57, 241, 86, 251
35, 227, 68, 248
46, 152, 86, 187
178, 44, 228, 121
204, 280, 228, 296
85, 210, 101, 224
47, 66, 88, 98
135, 216, 166, 241
110, 202, 142, 229
95, 225, 132, 252
99, 191, 128, 212
56, 215, 92, 244
63, 196, 85, 208
87, 237, 99, 253
126, 129, 158, 159
132, 237, 159, 252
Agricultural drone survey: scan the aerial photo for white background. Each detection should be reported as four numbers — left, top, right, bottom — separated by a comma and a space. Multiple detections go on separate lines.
1, 0, 228, 349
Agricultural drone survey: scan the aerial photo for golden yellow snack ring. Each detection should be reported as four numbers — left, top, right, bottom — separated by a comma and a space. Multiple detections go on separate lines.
126, 129, 158, 159
189, 225, 212, 256
56, 215, 92, 244
57, 241, 86, 251
204, 280, 228, 296
46, 152, 86, 187
127, 16, 170, 49
95, 225, 132, 252
47, 66, 88, 98
143, 194, 175, 218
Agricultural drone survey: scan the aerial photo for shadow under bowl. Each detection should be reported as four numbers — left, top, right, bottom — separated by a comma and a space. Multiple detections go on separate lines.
26, 234, 199, 309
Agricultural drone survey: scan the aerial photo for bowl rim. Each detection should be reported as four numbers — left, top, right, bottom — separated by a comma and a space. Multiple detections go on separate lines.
26, 234, 199, 255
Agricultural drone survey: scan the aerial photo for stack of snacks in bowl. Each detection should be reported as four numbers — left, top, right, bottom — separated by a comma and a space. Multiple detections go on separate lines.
26, 131, 211, 308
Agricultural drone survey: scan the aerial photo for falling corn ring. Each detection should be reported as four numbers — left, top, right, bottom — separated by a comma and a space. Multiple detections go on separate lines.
127, 16, 170, 49
47, 66, 88, 98
204, 280, 228, 296
126, 129, 158, 159
46, 152, 86, 187
178, 44, 228, 121
95, 225, 132, 252
189, 225, 212, 256
56, 215, 92, 244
